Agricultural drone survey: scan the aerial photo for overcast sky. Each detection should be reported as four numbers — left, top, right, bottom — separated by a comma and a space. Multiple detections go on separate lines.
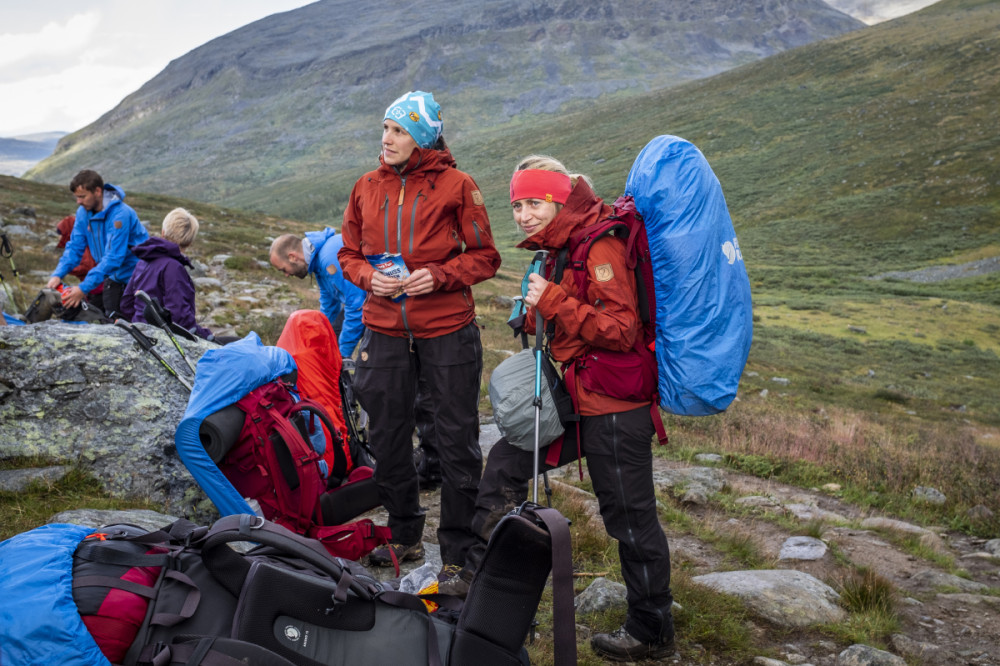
0, 1, 315, 138
0, 1, 939, 139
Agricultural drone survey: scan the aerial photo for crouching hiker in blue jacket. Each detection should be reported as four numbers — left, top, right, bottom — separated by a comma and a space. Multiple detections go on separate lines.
269, 229, 366, 357
47, 170, 149, 317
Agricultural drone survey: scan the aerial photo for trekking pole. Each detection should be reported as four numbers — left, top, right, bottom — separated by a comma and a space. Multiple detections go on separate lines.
135, 290, 197, 375
531, 250, 549, 505
114, 319, 193, 391
0, 269, 17, 314
340, 359, 377, 466
0, 230, 27, 312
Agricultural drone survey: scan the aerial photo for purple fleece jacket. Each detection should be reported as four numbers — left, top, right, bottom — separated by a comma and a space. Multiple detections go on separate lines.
119, 237, 212, 339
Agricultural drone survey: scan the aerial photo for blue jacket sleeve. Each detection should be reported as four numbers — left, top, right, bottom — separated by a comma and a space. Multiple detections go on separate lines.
337, 281, 366, 357
314, 238, 346, 332
51, 212, 87, 281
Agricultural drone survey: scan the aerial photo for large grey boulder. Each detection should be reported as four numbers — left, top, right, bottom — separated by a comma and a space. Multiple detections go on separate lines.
0, 322, 215, 519
692, 569, 847, 627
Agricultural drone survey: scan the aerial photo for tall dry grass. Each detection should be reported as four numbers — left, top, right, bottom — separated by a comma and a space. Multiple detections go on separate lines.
666, 402, 1000, 534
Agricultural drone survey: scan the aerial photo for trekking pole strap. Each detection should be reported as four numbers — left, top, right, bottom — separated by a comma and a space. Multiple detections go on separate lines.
115, 319, 193, 391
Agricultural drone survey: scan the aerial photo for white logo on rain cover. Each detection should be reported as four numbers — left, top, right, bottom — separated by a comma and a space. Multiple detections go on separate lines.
721, 237, 743, 265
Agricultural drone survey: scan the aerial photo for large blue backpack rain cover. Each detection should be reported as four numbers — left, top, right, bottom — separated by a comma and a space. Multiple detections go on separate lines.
174, 332, 298, 517
0, 523, 111, 665
625, 135, 753, 415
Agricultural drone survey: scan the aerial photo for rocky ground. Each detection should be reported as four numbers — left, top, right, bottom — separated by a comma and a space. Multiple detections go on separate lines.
31, 428, 1000, 666
358, 441, 1000, 665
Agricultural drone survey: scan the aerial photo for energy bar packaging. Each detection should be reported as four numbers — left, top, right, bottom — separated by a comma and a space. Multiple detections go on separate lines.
366, 252, 410, 302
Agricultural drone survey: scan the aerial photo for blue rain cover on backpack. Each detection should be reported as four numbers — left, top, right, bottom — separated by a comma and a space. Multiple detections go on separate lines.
0, 523, 111, 666
624, 135, 753, 415
174, 332, 297, 517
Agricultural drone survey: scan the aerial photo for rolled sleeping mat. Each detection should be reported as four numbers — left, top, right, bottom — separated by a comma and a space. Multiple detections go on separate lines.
199, 404, 247, 463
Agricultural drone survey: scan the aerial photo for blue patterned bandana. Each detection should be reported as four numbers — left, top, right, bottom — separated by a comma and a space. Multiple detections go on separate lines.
384, 91, 443, 149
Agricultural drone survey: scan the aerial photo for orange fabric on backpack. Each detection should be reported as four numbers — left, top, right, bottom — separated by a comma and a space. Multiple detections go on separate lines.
276, 310, 352, 471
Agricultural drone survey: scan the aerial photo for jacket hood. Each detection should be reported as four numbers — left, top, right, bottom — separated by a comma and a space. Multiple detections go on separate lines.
133, 236, 191, 266
104, 183, 126, 200
304, 227, 338, 273
516, 178, 612, 252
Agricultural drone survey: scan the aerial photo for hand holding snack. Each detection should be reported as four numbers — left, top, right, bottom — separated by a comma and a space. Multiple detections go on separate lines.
403, 268, 435, 296
366, 252, 411, 302
371, 270, 405, 299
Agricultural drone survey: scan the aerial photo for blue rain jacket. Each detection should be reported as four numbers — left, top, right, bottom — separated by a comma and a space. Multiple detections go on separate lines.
53, 184, 149, 293
305, 228, 366, 356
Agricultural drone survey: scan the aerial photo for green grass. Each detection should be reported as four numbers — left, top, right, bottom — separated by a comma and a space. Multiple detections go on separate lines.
826, 568, 901, 647
0, 461, 154, 540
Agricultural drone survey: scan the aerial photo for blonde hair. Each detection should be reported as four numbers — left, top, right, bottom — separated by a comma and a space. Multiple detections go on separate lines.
162, 208, 199, 248
514, 154, 594, 190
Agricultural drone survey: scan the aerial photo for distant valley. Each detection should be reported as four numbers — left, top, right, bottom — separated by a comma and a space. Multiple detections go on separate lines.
0, 133, 66, 177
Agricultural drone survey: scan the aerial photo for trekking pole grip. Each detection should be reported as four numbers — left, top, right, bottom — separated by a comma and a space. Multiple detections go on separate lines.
136, 290, 166, 327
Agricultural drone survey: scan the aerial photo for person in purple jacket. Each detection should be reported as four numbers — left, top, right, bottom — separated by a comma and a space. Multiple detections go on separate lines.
119, 208, 214, 340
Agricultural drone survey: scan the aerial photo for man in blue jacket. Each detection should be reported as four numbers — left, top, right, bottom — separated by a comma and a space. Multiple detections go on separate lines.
269, 229, 366, 356
47, 170, 149, 317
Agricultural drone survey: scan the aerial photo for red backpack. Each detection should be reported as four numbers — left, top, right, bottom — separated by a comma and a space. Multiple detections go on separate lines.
216, 378, 390, 560
551, 195, 668, 444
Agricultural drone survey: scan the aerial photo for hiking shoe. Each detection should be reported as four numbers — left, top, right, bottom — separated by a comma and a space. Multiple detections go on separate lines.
591, 625, 676, 662
367, 541, 425, 568
436, 564, 473, 599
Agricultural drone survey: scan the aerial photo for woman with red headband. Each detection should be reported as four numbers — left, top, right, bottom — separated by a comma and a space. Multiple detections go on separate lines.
440, 155, 675, 662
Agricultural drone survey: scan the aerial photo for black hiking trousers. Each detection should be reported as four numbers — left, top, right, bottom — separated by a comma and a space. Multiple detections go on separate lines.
353, 323, 484, 565
471, 405, 675, 645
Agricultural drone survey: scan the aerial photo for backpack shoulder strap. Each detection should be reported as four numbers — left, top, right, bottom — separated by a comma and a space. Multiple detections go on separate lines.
198, 514, 376, 601
289, 397, 349, 486
138, 636, 299, 666
523, 505, 576, 666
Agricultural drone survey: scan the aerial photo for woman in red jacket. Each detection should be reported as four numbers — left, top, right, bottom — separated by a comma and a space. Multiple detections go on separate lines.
338, 91, 501, 577
445, 156, 675, 662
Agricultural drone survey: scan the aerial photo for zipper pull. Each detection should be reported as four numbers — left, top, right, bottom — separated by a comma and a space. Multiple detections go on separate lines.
408, 333, 415, 353
398, 184, 405, 206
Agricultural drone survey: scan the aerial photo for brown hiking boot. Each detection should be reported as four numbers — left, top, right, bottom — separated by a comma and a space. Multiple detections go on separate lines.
591, 625, 676, 662
367, 541, 425, 568
436, 564, 473, 599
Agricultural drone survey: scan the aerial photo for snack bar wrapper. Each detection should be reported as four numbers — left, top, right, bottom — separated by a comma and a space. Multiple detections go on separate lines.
366, 252, 410, 302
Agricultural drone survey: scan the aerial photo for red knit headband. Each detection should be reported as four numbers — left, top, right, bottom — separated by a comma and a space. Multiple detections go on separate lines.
509, 169, 572, 205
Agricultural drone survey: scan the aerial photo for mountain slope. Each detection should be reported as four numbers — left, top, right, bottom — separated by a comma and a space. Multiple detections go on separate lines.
456, 0, 1000, 288
25, 0, 862, 220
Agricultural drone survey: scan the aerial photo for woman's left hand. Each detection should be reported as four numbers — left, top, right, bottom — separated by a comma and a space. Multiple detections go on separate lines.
524, 272, 549, 307
403, 268, 436, 296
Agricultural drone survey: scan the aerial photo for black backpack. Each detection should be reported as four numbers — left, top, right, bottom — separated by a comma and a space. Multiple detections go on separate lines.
1, 507, 576, 665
